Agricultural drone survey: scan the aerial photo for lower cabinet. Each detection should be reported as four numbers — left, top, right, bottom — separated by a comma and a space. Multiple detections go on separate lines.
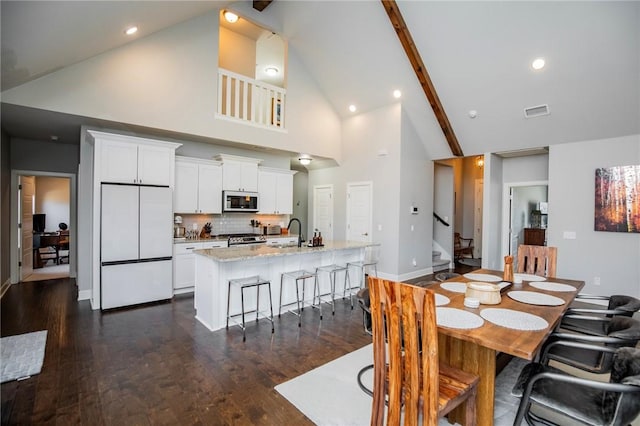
173, 241, 228, 293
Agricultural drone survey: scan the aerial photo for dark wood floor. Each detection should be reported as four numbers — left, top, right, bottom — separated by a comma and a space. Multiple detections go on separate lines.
1, 264, 476, 425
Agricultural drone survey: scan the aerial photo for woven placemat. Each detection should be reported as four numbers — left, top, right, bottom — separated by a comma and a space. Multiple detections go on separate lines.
463, 273, 502, 282
436, 307, 484, 329
513, 273, 546, 282
435, 293, 450, 306
480, 308, 548, 331
508, 291, 565, 306
439, 282, 467, 293
529, 281, 576, 292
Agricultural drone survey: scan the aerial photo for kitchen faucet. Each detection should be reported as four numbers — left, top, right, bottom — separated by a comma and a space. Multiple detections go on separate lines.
287, 218, 304, 247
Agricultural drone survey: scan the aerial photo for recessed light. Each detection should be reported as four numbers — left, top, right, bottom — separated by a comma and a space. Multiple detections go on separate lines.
348, 105, 357, 113
224, 11, 239, 23
532, 58, 545, 70
125, 26, 138, 36
299, 157, 312, 166
393, 90, 402, 99
265, 66, 279, 76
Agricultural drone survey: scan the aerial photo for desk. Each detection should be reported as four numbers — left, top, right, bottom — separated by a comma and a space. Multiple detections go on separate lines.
436, 269, 584, 425
33, 232, 67, 268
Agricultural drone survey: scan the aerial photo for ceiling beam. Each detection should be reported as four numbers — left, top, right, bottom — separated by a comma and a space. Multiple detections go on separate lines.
381, 0, 464, 157
253, 1, 273, 12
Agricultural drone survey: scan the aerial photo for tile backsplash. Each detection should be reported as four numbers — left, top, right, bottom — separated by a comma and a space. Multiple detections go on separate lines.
176, 213, 289, 236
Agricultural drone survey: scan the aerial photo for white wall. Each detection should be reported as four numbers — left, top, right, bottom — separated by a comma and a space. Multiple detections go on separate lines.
34, 176, 70, 232
548, 134, 640, 297
1, 10, 342, 163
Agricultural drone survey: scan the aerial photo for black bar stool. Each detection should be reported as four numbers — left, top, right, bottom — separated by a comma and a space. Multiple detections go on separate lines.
226, 275, 274, 341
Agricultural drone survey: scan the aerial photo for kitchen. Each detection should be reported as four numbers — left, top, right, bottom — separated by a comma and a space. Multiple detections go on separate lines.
90, 130, 358, 316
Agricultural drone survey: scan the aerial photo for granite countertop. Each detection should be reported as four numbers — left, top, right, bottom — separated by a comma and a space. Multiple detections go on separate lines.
173, 234, 300, 244
193, 241, 378, 262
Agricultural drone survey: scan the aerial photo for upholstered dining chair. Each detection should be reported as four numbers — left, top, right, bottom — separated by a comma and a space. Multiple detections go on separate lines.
512, 346, 640, 426
367, 277, 479, 425
560, 294, 640, 336
540, 316, 640, 375
516, 244, 557, 278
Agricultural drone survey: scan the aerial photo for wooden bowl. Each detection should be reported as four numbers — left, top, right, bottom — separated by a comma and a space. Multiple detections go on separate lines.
465, 282, 501, 305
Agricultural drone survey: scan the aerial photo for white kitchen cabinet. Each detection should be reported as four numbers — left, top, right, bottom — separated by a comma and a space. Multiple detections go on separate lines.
258, 168, 296, 214
215, 154, 262, 192
173, 240, 227, 293
95, 132, 177, 186
174, 157, 222, 214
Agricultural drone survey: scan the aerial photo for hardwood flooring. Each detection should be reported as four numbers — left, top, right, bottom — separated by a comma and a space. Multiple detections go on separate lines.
1, 265, 475, 425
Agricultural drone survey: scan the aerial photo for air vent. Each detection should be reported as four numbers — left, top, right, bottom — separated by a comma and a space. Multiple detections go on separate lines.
524, 104, 550, 118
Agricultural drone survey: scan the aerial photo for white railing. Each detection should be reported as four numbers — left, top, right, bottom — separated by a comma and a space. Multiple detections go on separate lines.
217, 68, 286, 130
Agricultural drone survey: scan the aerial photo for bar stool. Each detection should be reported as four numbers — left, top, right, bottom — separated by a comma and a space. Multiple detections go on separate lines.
226, 275, 274, 341
279, 269, 321, 326
315, 264, 348, 315
346, 247, 379, 308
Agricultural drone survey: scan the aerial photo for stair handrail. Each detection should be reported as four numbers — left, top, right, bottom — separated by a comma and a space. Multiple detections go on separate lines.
433, 212, 450, 227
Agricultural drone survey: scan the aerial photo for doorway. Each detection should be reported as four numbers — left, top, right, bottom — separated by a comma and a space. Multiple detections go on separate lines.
10, 170, 77, 284
313, 184, 334, 241
502, 181, 549, 261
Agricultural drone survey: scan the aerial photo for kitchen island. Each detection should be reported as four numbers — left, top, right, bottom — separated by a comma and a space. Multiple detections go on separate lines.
193, 241, 377, 332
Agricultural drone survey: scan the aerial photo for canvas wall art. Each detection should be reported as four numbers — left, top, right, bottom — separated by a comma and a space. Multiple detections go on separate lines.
594, 165, 640, 233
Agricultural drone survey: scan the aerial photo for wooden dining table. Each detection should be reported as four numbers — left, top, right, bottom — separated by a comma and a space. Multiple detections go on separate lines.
435, 269, 585, 426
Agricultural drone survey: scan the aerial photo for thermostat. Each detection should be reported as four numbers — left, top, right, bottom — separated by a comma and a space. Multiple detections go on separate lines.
410, 206, 419, 215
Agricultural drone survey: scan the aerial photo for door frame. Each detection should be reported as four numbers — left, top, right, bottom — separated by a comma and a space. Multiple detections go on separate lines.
10, 170, 77, 284
501, 180, 548, 261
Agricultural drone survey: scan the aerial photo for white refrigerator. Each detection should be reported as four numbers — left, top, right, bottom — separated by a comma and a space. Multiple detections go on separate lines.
101, 184, 173, 309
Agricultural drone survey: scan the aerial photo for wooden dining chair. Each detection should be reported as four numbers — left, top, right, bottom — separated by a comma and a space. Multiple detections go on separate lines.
368, 277, 479, 425
516, 244, 557, 278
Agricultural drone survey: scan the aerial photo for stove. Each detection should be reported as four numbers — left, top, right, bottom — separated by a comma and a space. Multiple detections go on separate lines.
220, 233, 267, 246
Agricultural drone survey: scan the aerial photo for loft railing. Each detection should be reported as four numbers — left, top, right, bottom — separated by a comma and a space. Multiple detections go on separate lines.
217, 68, 286, 130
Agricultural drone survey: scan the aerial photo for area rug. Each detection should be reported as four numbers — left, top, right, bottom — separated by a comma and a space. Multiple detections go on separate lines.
459, 258, 482, 267
1, 330, 48, 383
275, 343, 526, 426
22, 264, 69, 282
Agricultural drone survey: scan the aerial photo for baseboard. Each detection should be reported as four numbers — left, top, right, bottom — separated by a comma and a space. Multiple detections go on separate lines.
0, 278, 11, 299
396, 267, 432, 282
77, 289, 91, 301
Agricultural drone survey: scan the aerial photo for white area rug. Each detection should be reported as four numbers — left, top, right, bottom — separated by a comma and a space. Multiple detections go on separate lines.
1, 330, 48, 383
275, 343, 526, 426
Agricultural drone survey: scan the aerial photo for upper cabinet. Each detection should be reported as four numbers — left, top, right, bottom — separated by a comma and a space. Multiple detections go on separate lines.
174, 157, 222, 214
215, 154, 262, 192
92, 131, 181, 186
258, 168, 296, 215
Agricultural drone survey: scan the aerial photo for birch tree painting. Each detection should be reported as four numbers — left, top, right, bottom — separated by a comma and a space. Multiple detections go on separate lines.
595, 165, 640, 233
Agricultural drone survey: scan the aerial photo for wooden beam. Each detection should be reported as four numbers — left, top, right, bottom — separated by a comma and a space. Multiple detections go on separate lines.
381, 0, 464, 157
253, 1, 273, 12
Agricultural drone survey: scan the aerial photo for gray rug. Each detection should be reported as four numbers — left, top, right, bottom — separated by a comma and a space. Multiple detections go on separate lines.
459, 258, 482, 267
275, 343, 527, 425
1, 330, 47, 383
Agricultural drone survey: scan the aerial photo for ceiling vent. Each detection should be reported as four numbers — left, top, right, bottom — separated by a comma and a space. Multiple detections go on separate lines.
524, 104, 550, 118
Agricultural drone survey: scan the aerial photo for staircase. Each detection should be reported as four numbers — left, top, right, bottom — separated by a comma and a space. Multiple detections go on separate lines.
432, 251, 450, 272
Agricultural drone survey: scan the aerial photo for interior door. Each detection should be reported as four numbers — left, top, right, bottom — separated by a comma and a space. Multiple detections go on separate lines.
313, 185, 334, 241
474, 179, 484, 258
20, 176, 35, 280
346, 182, 373, 242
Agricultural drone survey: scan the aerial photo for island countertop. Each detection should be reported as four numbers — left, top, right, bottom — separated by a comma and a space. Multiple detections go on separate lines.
193, 240, 377, 262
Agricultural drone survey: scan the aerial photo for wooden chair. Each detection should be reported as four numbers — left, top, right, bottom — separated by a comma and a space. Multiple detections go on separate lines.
368, 276, 479, 425
38, 234, 61, 266
454, 232, 474, 261
516, 244, 557, 277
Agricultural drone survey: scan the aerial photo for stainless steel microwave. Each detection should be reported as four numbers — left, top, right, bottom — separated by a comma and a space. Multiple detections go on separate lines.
223, 191, 259, 212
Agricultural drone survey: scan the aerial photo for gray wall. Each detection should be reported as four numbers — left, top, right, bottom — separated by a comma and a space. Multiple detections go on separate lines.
1, 130, 10, 286
10, 138, 79, 174
292, 171, 308, 227
548, 134, 639, 296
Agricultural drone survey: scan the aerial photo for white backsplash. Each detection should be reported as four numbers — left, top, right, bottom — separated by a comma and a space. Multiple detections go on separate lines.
176, 213, 288, 236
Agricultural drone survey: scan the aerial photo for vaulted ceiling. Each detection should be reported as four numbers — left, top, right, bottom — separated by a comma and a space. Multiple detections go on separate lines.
2, 1, 639, 160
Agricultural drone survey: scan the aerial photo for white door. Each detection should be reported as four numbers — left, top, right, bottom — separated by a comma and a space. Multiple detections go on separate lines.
139, 186, 173, 259
346, 182, 373, 242
101, 184, 139, 262
313, 185, 334, 241
20, 176, 35, 280
473, 179, 484, 258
